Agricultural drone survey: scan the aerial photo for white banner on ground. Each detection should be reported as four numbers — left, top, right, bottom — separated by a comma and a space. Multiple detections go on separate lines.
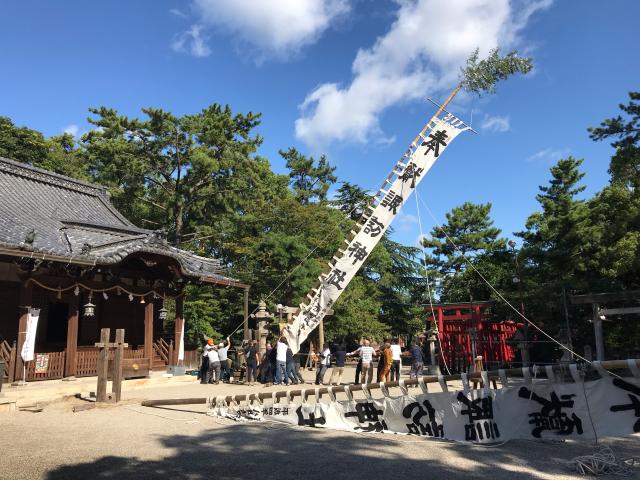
212, 375, 640, 443
20, 307, 40, 362
284, 113, 470, 353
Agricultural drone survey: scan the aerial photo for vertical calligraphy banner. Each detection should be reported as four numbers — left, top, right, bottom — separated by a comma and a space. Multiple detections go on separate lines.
284, 112, 470, 353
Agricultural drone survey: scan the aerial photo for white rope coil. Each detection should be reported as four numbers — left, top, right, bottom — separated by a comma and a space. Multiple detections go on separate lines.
567, 446, 639, 476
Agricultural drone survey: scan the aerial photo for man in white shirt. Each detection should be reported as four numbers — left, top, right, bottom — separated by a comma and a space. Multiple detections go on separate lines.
274, 336, 290, 385
315, 344, 331, 385
348, 339, 376, 384
207, 345, 221, 384
390, 339, 402, 381
217, 337, 232, 382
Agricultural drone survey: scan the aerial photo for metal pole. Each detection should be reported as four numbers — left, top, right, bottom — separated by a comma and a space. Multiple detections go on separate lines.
562, 286, 574, 359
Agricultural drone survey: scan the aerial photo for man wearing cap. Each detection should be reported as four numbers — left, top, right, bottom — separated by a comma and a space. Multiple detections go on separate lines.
200, 338, 213, 384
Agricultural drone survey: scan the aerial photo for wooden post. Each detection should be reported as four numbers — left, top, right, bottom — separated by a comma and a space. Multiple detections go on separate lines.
318, 319, 325, 350
593, 302, 605, 361
95, 328, 110, 402
14, 283, 33, 383
64, 294, 79, 379
8, 340, 16, 384
168, 341, 174, 367
174, 296, 184, 366
243, 287, 250, 341
111, 329, 127, 402
144, 301, 154, 369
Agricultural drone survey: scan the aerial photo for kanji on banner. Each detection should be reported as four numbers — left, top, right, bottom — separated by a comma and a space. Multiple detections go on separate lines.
210, 375, 640, 443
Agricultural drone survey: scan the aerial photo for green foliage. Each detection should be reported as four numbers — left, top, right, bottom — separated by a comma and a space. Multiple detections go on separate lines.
82, 104, 263, 245
423, 201, 505, 275
332, 182, 372, 220
460, 48, 533, 95
588, 91, 640, 189
280, 147, 337, 205
0, 116, 49, 165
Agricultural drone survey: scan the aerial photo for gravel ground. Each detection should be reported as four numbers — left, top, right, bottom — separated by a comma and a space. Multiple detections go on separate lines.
2, 371, 640, 480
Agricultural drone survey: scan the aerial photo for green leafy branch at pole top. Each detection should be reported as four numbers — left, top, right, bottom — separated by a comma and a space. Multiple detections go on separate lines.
431, 47, 533, 123
460, 47, 534, 95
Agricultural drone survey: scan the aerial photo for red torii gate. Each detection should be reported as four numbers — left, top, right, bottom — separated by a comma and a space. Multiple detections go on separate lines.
428, 302, 522, 372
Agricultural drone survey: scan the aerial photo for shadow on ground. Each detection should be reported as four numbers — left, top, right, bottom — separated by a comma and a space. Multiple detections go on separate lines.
44, 411, 640, 480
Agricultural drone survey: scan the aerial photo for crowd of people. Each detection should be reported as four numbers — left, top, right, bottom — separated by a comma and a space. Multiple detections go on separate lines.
198, 335, 428, 387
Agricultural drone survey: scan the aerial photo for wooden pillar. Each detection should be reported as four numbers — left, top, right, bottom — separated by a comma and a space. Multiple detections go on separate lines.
174, 296, 184, 365
111, 329, 126, 402
243, 287, 250, 341
64, 294, 79, 378
14, 282, 33, 382
144, 301, 154, 366
96, 328, 110, 402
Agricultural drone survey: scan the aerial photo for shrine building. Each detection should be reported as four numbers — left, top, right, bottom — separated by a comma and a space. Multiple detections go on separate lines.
0, 157, 248, 382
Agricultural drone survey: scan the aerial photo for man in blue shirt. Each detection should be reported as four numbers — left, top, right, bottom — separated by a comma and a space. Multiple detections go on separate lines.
408, 341, 425, 379
328, 344, 347, 385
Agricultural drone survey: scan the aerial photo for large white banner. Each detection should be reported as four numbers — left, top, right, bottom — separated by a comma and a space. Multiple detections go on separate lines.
284, 113, 470, 353
211, 375, 640, 443
20, 308, 40, 362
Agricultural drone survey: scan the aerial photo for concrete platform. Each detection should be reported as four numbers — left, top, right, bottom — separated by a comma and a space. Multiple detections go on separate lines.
0, 370, 199, 410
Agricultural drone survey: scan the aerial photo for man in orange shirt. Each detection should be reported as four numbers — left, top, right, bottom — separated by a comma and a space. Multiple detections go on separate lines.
378, 342, 393, 382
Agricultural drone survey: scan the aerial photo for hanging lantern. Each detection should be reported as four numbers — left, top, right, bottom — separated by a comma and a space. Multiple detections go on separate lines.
139, 296, 146, 304
83, 293, 96, 317
158, 305, 168, 321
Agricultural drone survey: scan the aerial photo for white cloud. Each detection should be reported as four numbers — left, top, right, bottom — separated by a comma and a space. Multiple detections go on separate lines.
182, 0, 349, 60
295, 0, 552, 149
171, 24, 211, 58
393, 211, 419, 232
63, 124, 79, 137
526, 147, 571, 162
169, 8, 188, 19
481, 114, 511, 133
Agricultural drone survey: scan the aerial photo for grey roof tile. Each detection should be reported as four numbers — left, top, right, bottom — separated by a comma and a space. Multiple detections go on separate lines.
0, 157, 245, 286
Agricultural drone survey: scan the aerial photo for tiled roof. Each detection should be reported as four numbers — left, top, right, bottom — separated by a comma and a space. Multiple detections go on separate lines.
0, 157, 246, 287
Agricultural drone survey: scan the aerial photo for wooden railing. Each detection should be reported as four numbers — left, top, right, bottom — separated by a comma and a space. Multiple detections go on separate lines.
153, 338, 170, 364
25, 351, 66, 381
0, 340, 11, 363
76, 347, 145, 377
1, 340, 16, 383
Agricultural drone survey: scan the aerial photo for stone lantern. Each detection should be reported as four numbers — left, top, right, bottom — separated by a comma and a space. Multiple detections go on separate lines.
253, 299, 272, 355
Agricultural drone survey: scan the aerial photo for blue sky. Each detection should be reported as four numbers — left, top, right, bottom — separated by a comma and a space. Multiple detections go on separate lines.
1, 0, 638, 248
